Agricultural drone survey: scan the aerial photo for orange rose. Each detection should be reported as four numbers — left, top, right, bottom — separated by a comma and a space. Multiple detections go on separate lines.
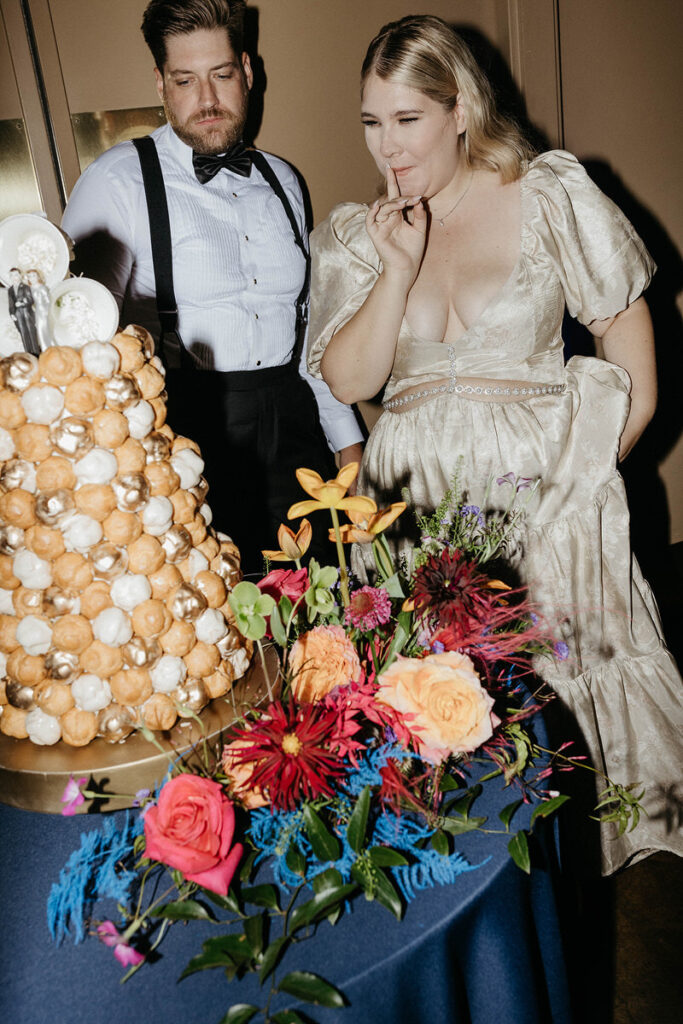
376, 651, 497, 763
222, 738, 269, 810
289, 625, 361, 703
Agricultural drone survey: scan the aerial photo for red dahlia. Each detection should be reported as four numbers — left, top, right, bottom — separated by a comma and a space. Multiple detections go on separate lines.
413, 549, 496, 641
229, 700, 347, 811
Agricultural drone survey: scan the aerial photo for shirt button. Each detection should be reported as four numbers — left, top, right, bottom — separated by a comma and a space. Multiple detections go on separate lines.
256, 359, 261, 366
244, 234, 249, 241
232, 192, 238, 197
253, 278, 257, 285
254, 313, 259, 320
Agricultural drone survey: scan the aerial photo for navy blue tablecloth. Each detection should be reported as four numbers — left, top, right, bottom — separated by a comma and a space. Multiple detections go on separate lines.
0, 761, 571, 1024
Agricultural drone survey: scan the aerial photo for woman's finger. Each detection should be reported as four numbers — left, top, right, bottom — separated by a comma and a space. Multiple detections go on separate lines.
385, 165, 401, 200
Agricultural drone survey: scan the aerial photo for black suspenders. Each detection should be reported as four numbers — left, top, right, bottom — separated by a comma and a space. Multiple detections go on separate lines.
132, 135, 310, 368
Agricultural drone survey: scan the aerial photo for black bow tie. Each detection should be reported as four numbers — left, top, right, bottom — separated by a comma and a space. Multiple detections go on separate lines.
192, 142, 252, 184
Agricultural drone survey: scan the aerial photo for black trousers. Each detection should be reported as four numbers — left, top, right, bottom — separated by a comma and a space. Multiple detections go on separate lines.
166, 364, 336, 576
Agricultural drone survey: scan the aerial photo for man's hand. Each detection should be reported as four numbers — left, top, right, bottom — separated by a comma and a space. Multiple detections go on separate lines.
335, 442, 365, 495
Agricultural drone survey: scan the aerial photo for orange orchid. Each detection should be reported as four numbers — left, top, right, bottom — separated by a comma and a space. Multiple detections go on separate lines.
262, 520, 313, 562
330, 502, 407, 544
287, 463, 376, 520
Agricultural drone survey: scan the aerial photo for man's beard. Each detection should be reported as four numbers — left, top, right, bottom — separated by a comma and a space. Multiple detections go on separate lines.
164, 96, 248, 155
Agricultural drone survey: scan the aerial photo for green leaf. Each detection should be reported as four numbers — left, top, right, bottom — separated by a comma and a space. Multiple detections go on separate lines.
347, 785, 371, 853
197, 934, 254, 965
151, 899, 215, 921
277, 971, 346, 1008
508, 830, 531, 873
430, 830, 449, 856
439, 774, 462, 792
272, 1012, 307, 1024
530, 794, 570, 825
243, 912, 265, 956
368, 867, 403, 920
381, 623, 409, 669
216, 1005, 259, 1024
259, 935, 290, 985
382, 572, 405, 599
285, 842, 307, 876
303, 804, 341, 862
179, 950, 234, 980
205, 889, 242, 914
312, 867, 343, 893
279, 594, 293, 621
368, 846, 409, 867
440, 814, 487, 836
288, 883, 357, 933
241, 884, 281, 911
269, 603, 287, 647
240, 848, 258, 882
446, 783, 482, 818
498, 799, 524, 830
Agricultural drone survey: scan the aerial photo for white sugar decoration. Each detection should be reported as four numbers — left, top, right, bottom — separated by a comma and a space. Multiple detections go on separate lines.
92, 606, 133, 647
62, 512, 103, 552
25, 708, 61, 745
81, 341, 121, 379
195, 608, 228, 645
170, 448, 204, 489
17, 231, 58, 276
124, 400, 155, 439
21, 385, 65, 424
187, 548, 209, 580
110, 573, 152, 612
74, 447, 118, 485
13, 550, 52, 589
142, 496, 173, 536
72, 674, 112, 712
53, 290, 101, 347
150, 654, 187, 693
16, 614, 53, 655
0, 588, 14, 614
199, 502, 213, 526
0, 427, 16, 460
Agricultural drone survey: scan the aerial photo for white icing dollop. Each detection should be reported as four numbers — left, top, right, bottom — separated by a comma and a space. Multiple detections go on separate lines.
13, 550, 52, 589
199, 502, 213, 526
110, 573, 152, 612
150, 654, 187, 693
62, 512, 103, 552
187, 549, 209, 580
195, 608, 228, 645
0, 427, 16, 460
74, 447, 118, 485
0, 588, 15, 614
81, 341, 121, 379
16, 614, 53, 655
142, 496, 173, 536
124, 400, 155, 439
21, 385, 64, 424
170, 449, 204, 489
25, 708, 61, 745
72, 673, 112, 712
92, 606, 133, 647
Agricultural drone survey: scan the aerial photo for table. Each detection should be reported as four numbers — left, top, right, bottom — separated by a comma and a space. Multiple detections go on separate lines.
0, 763, 571, 1024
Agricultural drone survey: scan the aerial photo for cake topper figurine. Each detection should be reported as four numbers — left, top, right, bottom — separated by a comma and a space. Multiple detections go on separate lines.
8, 267, 40, 355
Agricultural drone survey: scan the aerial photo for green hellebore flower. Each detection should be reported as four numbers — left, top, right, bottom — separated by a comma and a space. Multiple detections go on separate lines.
304, 559, 338, 621
228, 580, 276, 641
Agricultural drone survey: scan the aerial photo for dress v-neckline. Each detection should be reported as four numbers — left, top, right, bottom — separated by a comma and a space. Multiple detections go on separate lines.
403, 174, 528, 348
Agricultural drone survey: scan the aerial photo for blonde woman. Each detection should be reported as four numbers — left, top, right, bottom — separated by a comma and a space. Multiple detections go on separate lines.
308, 15, 682, 874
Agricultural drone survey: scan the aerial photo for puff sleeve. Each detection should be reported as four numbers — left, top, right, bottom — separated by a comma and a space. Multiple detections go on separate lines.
527, 150, 655, 326
307, 203, 381, 379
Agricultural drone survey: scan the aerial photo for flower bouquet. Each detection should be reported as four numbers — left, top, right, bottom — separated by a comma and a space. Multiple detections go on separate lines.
49, 464, 642, 1023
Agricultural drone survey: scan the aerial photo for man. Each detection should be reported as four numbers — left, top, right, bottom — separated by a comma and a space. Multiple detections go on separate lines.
62, 0, 363, 572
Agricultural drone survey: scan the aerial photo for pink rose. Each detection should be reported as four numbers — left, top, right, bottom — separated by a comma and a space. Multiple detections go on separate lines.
143, 775, 242, 895
376, 651, 498, 763
257, 567, 309, 604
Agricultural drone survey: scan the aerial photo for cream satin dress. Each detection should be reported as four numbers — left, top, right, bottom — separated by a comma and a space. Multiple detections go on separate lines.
309, 150, 683, 875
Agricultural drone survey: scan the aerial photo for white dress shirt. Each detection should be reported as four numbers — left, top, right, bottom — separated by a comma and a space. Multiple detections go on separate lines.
62, 123, 362, 453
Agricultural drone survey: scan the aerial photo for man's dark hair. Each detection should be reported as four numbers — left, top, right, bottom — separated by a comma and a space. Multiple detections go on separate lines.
141, 0, 246, 69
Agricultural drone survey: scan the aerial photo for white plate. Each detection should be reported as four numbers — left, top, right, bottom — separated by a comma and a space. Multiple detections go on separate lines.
50, 277, 119, 348
0, 214, 71, 288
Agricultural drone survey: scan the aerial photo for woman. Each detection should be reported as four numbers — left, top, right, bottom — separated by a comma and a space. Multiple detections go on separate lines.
25, 269, 52, 351
308, 15, 682, 874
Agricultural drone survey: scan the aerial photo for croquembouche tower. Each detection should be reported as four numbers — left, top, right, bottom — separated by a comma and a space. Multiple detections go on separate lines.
0, 214, 252, 760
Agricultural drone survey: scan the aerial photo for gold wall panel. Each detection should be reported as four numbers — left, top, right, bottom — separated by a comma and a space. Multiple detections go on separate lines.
71, 105, 165, 171
0, 119, 42, 217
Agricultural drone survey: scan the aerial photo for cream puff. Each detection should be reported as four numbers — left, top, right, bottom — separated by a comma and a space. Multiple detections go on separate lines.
81, 341, 121, 380
64, 377, 105, 416
140, 692, 177, 731
39, 346, 82, 386
145, 462, 180, 498
42, 586, 81, 618
0, 704, 28, 738
71, 673, 112, 713
74, 484, 117, 522
183, 641, 220, 678
131, 598, 170, 639
115, 437, 146, 474
59, 707, 98, 746
21, 385, 64, 425
126, 534, 164, 575
0, 554, 20, 590
109, 667, 152, 706
149, 397, 167, 428
0, 489, 36, 529
13, 549, 52, 589
150, 653, 186, 693
25, 707, 61, 745
37, 681, 74, 717
11, 586, 44, 618
159, 620, 196, 657
133, 363, 165, 400
148, 563, 182, 600
92, 409, 129, 449
92, 606, 132, 647
102, 509, 143, 546
80, 580, 113, 620
111, 332, 145, 373
52, 614, 93, 655
0, 392, 26, 430
169, 489, 197, 525
203, 665, 234, 699
80, 639, 123, 678
35, 456, 76, 492
53, 551, 93, 591
97, 703, 135, 743
6, 648, 46, 686
15, 614, 52, 655
194, 570, 227, 609
15, 423, 53, 462
103, 373, 141, 411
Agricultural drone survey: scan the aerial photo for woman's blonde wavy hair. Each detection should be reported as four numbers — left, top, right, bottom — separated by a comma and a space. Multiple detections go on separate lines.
361, 15, 535, 183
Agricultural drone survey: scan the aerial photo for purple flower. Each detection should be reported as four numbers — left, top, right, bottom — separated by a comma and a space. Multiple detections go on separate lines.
97, 921, 145, 968
60, 776, 87, 816
496, 473, 516, 487
554, 641, 570, 661
132, 788, 151, 807
431, 640, 445, 654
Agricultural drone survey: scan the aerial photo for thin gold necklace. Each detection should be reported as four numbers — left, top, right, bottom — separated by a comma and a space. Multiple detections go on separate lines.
435, 171, 474, 227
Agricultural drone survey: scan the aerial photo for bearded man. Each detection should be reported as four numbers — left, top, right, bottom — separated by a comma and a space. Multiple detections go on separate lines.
62, 0, 363, 572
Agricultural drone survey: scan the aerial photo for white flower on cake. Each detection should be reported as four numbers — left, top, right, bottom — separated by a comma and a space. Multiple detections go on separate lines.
72, 674, 112, 713
74, 448, 118, 485
25, 707, 61, 745
17, 231, 58, 277
150, 654, 187, 693
16, 614, 53, 655
13, 550, 52, 589
110, 573, 152, 612
21, 385, 65, 424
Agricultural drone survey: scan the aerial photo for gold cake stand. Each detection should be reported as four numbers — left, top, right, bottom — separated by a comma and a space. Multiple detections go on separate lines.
0, 648, 279, 815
